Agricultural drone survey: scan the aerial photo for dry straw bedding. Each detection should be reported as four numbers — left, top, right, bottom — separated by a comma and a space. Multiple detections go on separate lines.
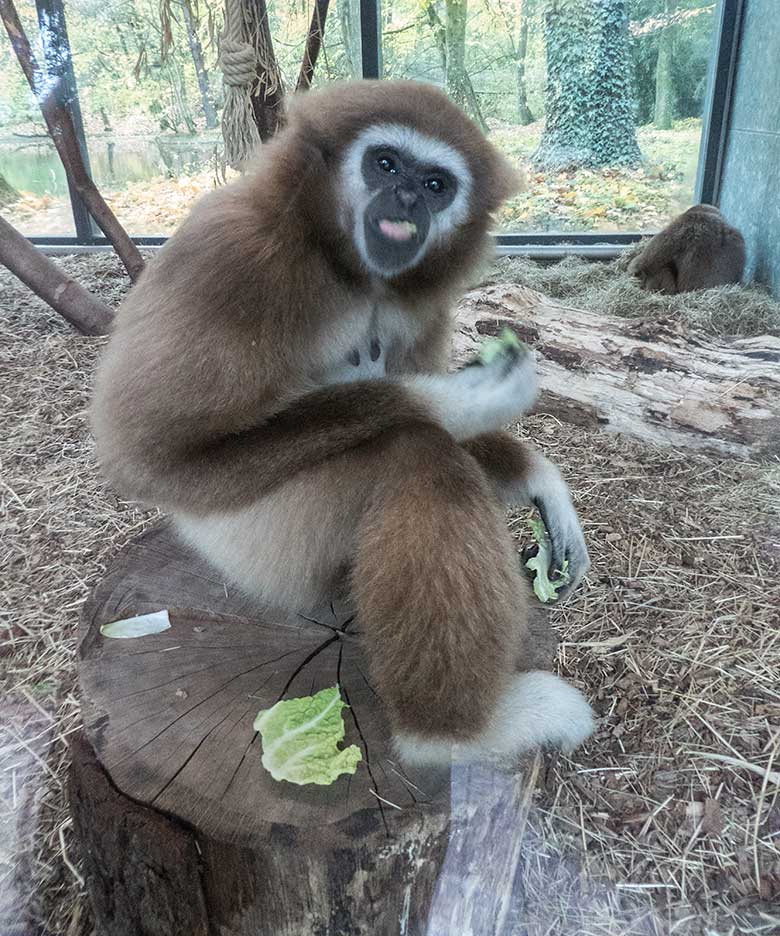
0, 253, 778, 935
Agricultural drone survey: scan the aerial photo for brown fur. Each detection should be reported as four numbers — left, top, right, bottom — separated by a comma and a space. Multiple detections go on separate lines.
92, 81, 583, 754
628, 204, 745, 294
352, 426, 526, 738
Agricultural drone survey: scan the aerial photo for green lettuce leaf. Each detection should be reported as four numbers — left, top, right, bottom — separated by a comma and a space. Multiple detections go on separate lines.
525, 518, 570, 603
477, 326, 527, 365
254, 685, 362, 786
100, 609, 171, 639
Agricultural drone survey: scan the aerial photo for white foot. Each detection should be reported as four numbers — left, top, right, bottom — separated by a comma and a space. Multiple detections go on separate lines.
395, 671, 594, 768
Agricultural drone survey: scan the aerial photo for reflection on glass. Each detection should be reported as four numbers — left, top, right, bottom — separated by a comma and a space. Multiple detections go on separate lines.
382, 0, 718, 233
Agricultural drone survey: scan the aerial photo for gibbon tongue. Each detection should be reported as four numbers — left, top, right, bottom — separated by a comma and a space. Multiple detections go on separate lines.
378, 219, 417, 242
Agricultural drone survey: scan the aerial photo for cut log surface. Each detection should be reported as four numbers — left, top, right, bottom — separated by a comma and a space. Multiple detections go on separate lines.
74, 523, 558, 935
454, 285, 780, 459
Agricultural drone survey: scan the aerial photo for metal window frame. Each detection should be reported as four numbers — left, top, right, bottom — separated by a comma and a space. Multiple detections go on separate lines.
25, 0, 743, 252
695, 0, 745, 205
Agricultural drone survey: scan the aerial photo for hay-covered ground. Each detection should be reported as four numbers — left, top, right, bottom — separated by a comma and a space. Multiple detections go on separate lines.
1, 253, 778, 935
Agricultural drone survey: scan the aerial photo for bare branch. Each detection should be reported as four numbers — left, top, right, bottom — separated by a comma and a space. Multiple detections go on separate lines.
0, 214, 114, 335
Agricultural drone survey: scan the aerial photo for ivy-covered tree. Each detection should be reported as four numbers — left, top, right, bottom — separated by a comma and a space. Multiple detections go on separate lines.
532, 0, 593, 169
533, 0, 642, 170
589, 0, 642, 165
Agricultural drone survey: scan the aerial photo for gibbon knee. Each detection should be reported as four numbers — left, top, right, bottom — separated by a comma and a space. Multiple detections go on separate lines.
351, 427, 594, 764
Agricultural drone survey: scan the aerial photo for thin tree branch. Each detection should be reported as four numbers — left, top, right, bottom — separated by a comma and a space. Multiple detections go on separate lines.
295, 0, 331, 92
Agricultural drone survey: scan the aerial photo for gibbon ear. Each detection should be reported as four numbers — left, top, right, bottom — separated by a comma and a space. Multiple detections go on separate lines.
283, 94, 336, 165
495, 151, 526, 203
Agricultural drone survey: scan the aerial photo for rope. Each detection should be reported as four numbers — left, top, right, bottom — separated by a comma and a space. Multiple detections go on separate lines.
220, 38, 256, 87
219, 0, 264, 168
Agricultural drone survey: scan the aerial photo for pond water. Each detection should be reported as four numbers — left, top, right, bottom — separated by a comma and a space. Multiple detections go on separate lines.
0, 134, 222, 196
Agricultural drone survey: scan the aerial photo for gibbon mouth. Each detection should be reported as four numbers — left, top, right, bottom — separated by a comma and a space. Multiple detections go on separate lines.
374, 217, 419, 242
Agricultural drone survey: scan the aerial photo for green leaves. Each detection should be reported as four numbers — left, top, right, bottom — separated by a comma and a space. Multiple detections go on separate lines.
254, 685, 362, 786
525, 518, 570, 603
477, 326, 527, 364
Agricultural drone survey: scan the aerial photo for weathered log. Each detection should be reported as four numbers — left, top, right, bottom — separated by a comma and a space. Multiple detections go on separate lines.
0, 0, 145, 281
71, 523, 558, 935
454, 284, 780, 459
0, 214, 113, 335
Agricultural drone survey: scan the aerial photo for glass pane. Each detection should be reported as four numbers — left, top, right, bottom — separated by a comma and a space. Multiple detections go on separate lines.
61, 0, 228, 236
3, 0, 361, 238
269, 0, 362, 86
382, 0, 719, 234
0, 0, 76, 236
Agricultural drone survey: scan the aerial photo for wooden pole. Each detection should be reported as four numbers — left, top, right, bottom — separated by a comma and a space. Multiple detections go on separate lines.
0, 0, 145, 281
0, 215, 114, 335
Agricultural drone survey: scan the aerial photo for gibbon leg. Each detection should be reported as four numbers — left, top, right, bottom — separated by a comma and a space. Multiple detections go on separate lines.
352, 426, 594, 767
174, 446, 383, 613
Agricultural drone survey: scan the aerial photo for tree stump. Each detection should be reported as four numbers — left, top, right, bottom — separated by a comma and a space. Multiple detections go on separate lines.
71, 523, 558, 936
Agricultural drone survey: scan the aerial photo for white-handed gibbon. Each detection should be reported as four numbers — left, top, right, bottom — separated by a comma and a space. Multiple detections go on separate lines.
628, 204, 745, 294
91, 80, 594, 767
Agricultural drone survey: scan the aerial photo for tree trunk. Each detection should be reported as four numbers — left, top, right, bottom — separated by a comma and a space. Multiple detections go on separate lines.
71, 523, 558, 935
588, 0, 642, 167
0, 172, 20, 207
249, 0, 285, 140
443, 0, 487, 130
181, 0, 218, 129
454, 284, 780, 460
654, 0, 676, 130
0, 0, 145, 281
0, 214, 114, 335
425, 0, 447, 71
35, 0, 96, 237
515, 1, 533, 125
532, 0, 594, 170
338, 0, 360, 78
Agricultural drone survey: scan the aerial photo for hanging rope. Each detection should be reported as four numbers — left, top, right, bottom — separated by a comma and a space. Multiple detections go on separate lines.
219, 0, 283, 169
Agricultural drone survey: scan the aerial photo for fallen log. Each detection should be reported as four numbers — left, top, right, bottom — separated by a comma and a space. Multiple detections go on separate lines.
454, 284, 780, 459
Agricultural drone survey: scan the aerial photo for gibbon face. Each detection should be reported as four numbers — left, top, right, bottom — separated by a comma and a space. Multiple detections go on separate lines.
342, 124, 473, 276
281, 80, 521, 286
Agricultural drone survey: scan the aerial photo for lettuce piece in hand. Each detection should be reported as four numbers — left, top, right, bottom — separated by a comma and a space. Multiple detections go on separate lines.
525, 519, 570, 603
477, 326, 527, 365
254, 685, 362, 786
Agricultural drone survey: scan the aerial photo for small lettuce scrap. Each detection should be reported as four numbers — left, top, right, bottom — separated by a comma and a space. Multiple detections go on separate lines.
254, 685, 362, 786
477, 326, 527, 365
525, 519, 570, 603
100, 609, 171, 639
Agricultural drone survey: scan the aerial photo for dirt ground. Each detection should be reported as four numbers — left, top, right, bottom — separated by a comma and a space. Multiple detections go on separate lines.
1, 253, 778, 935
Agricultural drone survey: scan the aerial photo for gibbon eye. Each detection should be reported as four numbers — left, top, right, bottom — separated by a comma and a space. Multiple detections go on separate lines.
425, 177, 446, 194
377, 156, 397, 174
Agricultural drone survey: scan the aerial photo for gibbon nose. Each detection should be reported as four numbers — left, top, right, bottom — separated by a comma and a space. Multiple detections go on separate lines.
394, 185, 419, 209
